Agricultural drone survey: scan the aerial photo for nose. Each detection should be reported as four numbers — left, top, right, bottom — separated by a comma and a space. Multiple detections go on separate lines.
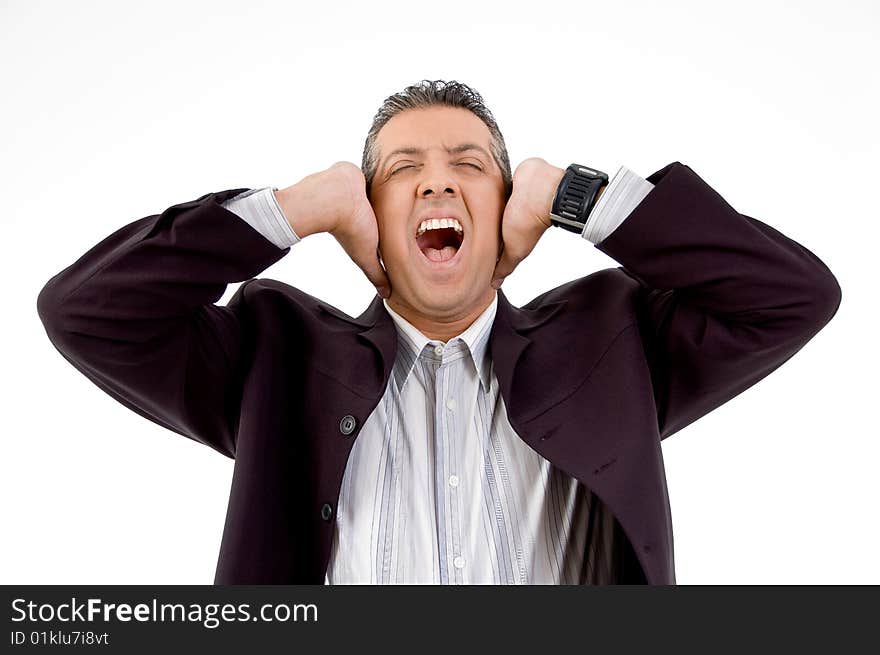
418, 171, 460, 198
421, 186, 455, 196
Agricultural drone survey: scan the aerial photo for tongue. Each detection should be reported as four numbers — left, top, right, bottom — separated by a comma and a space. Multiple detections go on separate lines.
424, 245, 458, 262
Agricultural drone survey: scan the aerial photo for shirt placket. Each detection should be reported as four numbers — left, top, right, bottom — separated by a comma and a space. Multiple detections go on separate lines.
428, 341, 467, 584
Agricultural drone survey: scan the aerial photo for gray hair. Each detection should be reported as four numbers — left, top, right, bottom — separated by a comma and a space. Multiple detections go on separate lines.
361, 79, 513, 201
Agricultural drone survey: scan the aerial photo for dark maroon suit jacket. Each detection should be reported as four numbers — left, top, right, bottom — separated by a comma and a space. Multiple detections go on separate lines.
36, 162, 841, 584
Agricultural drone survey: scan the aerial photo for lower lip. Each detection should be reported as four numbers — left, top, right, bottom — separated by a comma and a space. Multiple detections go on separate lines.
415, 238, 466, 272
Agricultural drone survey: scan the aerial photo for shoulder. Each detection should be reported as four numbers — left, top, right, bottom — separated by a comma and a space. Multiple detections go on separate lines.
524, 266, 643, 322
229, 278, 364, 330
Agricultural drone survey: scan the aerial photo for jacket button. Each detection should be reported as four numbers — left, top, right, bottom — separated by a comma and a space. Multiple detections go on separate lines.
339, 414, 357, 436
321, 503, 333, 521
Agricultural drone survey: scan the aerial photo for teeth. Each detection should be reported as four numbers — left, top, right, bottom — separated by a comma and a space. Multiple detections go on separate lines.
416, 217, 463, 236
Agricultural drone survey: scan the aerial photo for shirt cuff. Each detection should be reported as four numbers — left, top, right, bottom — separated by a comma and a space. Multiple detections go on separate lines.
581, 165, 654, 245
220, 187, 301, 250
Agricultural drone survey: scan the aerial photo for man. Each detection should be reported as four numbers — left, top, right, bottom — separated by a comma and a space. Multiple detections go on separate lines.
36, 80, 841, 584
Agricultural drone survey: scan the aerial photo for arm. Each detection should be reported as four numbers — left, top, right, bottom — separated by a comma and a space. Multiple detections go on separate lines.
221, 187, 301, 249
36, 189, 291, 458
36, 162, 388, 459
491, 160, 653, 287
579, 165, 654, 245
595, 162, 842, 440
493, 158, 841, 441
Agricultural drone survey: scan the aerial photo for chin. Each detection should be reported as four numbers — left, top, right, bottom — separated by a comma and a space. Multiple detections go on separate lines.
415, 287, 467, 311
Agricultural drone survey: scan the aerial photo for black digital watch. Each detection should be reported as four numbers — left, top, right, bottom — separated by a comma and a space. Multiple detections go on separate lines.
549, 164, 609, 234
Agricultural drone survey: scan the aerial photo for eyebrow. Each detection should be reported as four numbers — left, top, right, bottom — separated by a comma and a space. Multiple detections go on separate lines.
380, 143, 492, 172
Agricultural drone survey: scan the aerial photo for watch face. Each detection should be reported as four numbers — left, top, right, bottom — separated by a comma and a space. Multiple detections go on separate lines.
575, 165, 605, 178
550, 164, 607, 233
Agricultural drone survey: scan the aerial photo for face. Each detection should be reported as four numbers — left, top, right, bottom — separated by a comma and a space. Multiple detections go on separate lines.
369, 106, 506, 323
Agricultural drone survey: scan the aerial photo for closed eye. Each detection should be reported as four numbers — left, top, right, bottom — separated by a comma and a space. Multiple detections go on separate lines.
390, 162, 483, 175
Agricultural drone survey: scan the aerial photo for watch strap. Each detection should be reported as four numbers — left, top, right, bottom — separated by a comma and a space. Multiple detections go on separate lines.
550, 164, 609, 234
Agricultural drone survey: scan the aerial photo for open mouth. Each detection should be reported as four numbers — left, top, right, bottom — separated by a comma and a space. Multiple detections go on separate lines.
415, 223, 464, 264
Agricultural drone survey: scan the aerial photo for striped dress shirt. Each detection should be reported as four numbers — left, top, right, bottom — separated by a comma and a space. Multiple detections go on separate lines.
221, 165, 654, 583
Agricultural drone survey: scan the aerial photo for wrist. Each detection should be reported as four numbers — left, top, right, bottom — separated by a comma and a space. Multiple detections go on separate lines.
540, 164, 567, 227
549, 163, 609, 233
274, 184, 334, 238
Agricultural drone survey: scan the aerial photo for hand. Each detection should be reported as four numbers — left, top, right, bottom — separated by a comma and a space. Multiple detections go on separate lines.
491, 158, 566, 289
275, 162, 391, 298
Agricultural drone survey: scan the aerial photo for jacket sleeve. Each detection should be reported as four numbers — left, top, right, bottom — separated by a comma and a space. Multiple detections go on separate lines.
36, 189, 291, 458
594, 162, 842, 441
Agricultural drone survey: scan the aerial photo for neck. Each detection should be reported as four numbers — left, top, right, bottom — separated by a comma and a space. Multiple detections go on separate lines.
386, 287, 497, 342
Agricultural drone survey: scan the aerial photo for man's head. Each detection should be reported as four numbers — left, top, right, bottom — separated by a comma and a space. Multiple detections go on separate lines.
361, 80, 513, 328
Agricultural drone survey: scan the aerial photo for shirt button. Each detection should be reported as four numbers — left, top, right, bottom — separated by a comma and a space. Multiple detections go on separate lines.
433, 344, 443, 356
321, 503, 333, 521
448, 474, 459, 488
453, 556, 465, 569
446, 398, 455, 410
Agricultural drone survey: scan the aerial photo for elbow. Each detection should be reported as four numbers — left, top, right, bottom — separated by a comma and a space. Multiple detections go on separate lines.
808, 269, 842, 332
36, 277, 60, 333
36, 274, 71, 343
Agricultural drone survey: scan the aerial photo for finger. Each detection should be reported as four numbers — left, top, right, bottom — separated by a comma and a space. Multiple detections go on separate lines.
354, 244, 391, 297
492, 247, 518, 289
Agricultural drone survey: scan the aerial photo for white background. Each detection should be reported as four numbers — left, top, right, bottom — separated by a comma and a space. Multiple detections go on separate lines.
2, 0, 876, 584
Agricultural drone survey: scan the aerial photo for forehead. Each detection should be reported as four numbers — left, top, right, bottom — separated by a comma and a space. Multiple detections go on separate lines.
376, 106, 493, 153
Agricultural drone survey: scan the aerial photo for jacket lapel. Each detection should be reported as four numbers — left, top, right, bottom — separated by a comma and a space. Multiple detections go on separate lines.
316, 293, 398, 395
316, 289, 570, 426
356, 299, 398, 386
490, 289, 569, 425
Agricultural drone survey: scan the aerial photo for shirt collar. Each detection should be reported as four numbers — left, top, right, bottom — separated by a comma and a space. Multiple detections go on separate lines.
382, 293, 497, 393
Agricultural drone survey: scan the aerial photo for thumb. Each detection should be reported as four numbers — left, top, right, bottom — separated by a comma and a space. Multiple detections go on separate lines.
491, 242, 516, 289
357, 245, 391, 298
